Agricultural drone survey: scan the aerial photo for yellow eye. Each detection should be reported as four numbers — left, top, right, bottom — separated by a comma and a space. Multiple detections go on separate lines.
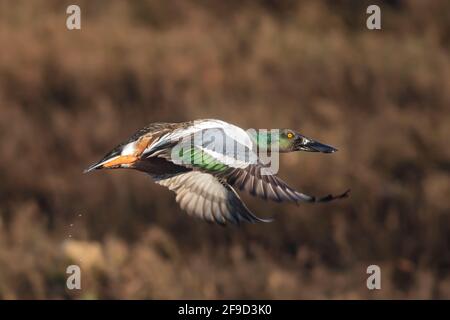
287, 132, 294, 139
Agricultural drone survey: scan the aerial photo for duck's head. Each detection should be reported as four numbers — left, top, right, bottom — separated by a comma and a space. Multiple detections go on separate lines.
253, 129, 337, 153
278, 129, 337, 153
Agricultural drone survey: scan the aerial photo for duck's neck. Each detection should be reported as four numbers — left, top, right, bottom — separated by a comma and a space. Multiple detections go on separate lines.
249, 130, 280, 151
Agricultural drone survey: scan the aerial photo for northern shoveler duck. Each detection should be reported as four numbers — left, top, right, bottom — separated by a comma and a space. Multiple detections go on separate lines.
85, 119, 349, 225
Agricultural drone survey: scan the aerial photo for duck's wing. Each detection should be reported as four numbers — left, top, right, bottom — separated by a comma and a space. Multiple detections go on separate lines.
152, 171, 272, 225
216, 165, 350, 203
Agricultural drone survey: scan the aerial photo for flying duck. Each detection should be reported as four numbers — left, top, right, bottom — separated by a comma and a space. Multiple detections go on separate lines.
85, 119, 349, 225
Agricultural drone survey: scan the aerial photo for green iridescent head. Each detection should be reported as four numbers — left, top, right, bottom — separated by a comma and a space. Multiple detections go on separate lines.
252, 129, 338, 153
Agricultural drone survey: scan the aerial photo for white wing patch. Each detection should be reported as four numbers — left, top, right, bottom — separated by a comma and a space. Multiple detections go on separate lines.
199, 146, 256, 169
168, 119, 253, 150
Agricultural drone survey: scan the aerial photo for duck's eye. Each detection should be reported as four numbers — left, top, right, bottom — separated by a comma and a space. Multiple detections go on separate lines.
287, 132, 294, 139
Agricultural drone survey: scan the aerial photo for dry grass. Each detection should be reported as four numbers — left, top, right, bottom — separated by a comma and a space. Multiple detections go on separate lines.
0, 0, 449, 299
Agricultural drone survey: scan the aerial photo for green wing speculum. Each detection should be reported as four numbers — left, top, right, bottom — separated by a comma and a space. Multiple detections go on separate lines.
175, 146, 231, 172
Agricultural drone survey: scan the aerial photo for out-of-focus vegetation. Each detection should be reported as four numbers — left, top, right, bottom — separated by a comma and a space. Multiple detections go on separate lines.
0, 0, 449, 299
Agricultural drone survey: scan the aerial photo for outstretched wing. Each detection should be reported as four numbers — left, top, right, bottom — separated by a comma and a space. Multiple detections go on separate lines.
216, 165, 350, 203
152, 171, 272, 225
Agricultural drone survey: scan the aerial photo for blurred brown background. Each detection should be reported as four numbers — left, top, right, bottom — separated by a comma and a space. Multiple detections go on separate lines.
0, 0, 449, 299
